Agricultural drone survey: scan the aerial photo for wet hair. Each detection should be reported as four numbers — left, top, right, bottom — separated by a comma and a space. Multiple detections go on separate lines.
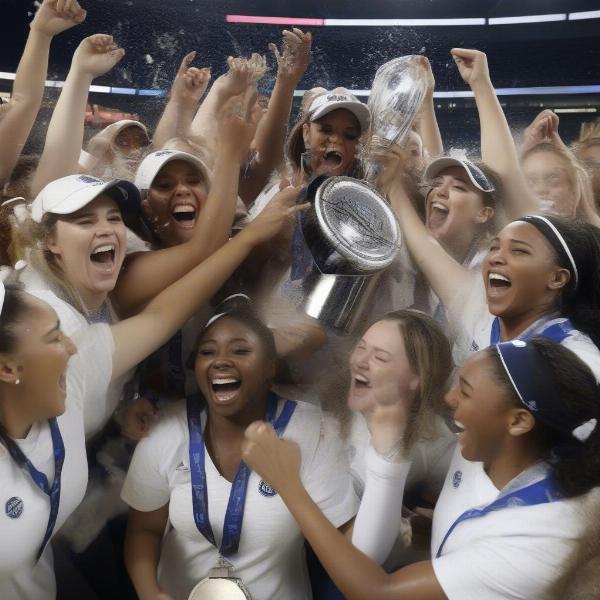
521, 142, 600, 227
532, 216, 600, 350
0, 283, 30, 353
489, 337, 600, 498
188, 307, 277, 369
382, 310, 454, 450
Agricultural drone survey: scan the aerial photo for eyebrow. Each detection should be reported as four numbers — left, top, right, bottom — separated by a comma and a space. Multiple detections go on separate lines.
509, 238, 534, 248
199, 337, 250, 345
459, 375, 473, 390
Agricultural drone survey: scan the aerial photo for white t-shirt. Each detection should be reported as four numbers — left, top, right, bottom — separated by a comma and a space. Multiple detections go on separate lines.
121, 399, 358, 600
431, 447, 587, 600
449, 278, 600, 381
347, 412, 455, 569
26, 287, 130, 437
0, 324, 114, 600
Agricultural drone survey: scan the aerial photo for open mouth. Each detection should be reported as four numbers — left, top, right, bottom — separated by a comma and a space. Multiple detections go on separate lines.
352, 373, 371, 390
211, 376, 241, 404
322, 150, 344, 169
427, 201, 449, 230
90, 244, 116, 268
171, 204, 197, 227
448, 418, 465, 434
58, 372, 67, 394
488, 272, 511, 290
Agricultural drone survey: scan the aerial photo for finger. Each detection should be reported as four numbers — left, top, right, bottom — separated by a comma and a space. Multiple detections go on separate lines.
278, 178, 291, 190
73, 7, 87, 23
244, 420, 269, 441
56, 0, 67, 13
178, 51, 196, 75
288, 202, 311, 215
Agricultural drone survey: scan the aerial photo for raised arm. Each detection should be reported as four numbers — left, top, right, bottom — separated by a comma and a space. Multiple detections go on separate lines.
189, 56, 257, 163
520, 109, 569, 155
451, 48, 537, 219
30, 34, 125, 196
113, 96, 264, 316
110, 186, 308, 380
242, 423, 446, 600
152, 52, 211, 149
415, 57, 443, 159
0, 0, 86, 182
238, 28, 312, 206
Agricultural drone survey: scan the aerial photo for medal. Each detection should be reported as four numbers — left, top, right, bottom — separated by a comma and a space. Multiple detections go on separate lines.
188, 557, 252, 600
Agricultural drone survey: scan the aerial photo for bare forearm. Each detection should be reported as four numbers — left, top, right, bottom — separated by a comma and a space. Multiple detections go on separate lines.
418, 96, 443, 158
471, 80, 537, 217
31, 68, 92, 195
189, 84, 225, 158
124, 528, 163, 599
153, 99, 197, 149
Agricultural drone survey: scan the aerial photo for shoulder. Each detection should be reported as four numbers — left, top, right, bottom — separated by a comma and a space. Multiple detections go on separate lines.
561, 327, 600, 381
27, 288, 87, 336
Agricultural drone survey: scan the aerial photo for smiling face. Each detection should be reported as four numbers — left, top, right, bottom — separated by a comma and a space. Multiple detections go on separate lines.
444, 351, 519, 463
194, 317, 276, 420
303, 109, 361, 176
48, 194, 127, 310
348, 319, 419, 413
425, 166, 492, 256
482, 221, 570, 322
4, 296, 77, 421
143, 159, 209, 247
522, 150, 576, 218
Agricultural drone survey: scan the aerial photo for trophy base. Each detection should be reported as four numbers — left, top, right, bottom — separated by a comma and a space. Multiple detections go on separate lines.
301, 268, 381, 332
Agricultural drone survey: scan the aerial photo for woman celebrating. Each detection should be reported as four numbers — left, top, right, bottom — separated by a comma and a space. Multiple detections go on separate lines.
121, 309, 357, 600
0, 185, 304, 600
243, 337, 600, 600
344, 310, 455, 567
387, 171, 600, 378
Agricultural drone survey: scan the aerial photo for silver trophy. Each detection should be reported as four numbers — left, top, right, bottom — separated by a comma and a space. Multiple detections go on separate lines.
296, 176, 401, 332
363, 55, 429, 182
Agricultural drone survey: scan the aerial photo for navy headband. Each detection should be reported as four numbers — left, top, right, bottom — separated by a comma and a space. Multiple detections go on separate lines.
495, 340, 596, 442
519, 215, 578, 288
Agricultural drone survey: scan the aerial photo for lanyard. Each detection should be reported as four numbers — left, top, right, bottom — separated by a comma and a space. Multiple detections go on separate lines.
187, 392, 297, 556
435, 475, 561, 558
490, 316, 574, 346
0, 418, 65, 560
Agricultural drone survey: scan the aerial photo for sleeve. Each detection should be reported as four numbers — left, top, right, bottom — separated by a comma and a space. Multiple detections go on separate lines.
562, 334, 600, 383
121, 420, 173, 512
351, 445, 411, 564
302, 415, 359, 528
432, 534, 572, 600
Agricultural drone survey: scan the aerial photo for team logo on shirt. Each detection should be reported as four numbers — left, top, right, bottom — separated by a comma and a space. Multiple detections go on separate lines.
176, 461, 189, 472
452, 470, 463, 489
5, 496, 24, 519
470, 340, 479, 352
258, 480, 278, 497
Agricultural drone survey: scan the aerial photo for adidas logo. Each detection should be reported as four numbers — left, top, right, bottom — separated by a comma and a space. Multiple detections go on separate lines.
176, 461, 189, 472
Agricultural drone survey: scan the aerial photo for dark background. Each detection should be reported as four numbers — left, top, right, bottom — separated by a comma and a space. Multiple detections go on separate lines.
2, 0, 599, 153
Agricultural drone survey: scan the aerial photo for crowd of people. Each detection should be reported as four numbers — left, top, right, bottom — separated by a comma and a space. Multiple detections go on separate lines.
1, 1, 600, 599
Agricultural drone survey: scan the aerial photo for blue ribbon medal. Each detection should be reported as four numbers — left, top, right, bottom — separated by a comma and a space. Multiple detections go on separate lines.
0, 418, 65, 560
187, 392, 296, 556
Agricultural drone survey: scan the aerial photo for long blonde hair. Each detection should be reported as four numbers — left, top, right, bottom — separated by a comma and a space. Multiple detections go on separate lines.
522, 142, 600, 227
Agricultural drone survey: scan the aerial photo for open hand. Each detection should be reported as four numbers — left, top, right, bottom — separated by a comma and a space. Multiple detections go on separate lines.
269, 28, 312, 84
170, 52, 211, 109
72, 34, 125, 79
30, 0, 87, 37
450, 48, 491, 88
241, 183, 309, 247
242, 421, 301, 494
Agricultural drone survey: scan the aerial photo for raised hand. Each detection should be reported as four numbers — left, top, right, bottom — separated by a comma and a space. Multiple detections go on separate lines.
450, 48, 491, 88
119, 397, 157, 441
170, 52, 211, 109
30, 0, 87, 37
241, 183, 309, 247
72, 34, 125, 79
216, 56, 256, 98
246, 52, 268, 83
269, 27, 312, 84
522, 109, 564, 153
242, 421, 301, 494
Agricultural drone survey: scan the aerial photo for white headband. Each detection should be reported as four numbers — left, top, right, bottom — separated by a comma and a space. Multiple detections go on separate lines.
527, 215, 579, 287
0, 261, 27, 317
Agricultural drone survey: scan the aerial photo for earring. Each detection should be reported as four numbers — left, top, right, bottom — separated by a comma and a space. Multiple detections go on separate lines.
15, 379, 20, 385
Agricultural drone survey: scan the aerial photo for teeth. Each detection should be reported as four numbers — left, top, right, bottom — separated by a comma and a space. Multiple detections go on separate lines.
354, 374, 369, 384
92, 244, 115, 254
431, 202, 449, 212
212, 377, 239, 385
489, 273, 510, 283
454, 420, 465, 432
172, 205, 195, 214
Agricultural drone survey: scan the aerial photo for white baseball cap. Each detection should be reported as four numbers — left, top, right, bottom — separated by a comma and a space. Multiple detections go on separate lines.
101, 119, 150, 142
308, 90, 371, 132
30, 174, 141, 223
134, 150, 211, 193
424, 157, 495, 193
